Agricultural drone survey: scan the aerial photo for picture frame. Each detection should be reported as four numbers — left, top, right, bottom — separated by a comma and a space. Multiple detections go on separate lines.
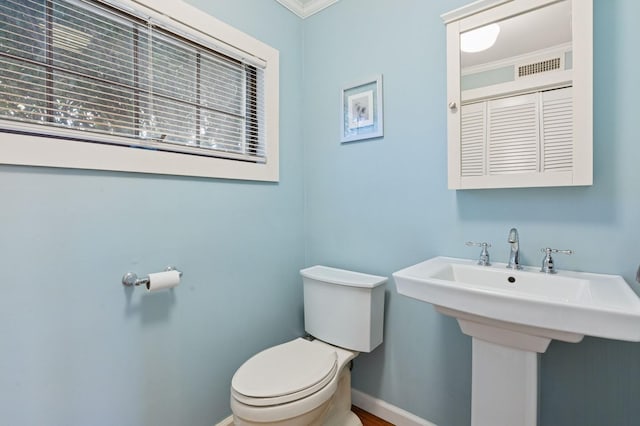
340, 75, 384, 143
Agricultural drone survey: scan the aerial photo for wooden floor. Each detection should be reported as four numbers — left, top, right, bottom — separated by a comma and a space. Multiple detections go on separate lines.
352, 406, 394, 426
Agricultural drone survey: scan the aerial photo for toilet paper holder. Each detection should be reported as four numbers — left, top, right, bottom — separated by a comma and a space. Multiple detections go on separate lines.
122, 266, 182, 287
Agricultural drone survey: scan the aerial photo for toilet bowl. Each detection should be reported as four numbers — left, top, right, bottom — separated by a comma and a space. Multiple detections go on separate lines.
229, 266, 387, 426
230, 338, 360, 425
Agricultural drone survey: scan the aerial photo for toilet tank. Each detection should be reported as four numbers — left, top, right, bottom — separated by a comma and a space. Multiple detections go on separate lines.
301, 265, 386, 353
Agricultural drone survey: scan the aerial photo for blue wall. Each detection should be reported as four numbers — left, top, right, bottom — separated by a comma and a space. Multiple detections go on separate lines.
0, 1, 305, 425
302, 0, 640, 425
2, 1, 640, 425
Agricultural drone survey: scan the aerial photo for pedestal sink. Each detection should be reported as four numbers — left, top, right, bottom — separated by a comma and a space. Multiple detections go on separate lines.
393, 256, 640, 426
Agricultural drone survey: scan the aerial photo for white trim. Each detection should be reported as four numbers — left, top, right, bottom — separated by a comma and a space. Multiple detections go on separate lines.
441, 0, 511, 24
351, 389, 437, 426
214, 415, 234, 426
1, 133, 278, 181
276, 0, 305, 17
275, 0, 339, 19
571, 0, 593, 186
462, 70, 571, 104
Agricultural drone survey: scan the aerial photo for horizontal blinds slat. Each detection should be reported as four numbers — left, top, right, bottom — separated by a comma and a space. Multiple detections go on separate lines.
97, 0, 267, 69
0, 118, 265, 161
0, 1, 46, 72
0, 0, 266, 161
50, 1, 140, 85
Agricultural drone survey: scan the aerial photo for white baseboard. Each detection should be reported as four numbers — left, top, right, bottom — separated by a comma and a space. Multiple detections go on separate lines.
351, 389, 437, 426
216, 390, 436, 426
215, 415, 233, 426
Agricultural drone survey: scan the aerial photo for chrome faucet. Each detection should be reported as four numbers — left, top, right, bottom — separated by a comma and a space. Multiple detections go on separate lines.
466, 241, 492, 266
540, 247, 573, 274
507, 228, 522, 270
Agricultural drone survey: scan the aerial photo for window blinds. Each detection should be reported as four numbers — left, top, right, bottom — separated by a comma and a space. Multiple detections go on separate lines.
0, 0, 266, 162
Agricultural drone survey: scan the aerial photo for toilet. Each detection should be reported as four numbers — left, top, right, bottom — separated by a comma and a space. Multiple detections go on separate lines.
230, 265, 387, 426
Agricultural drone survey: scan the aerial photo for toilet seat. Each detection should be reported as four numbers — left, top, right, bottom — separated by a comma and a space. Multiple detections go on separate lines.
231, 338, 337, 406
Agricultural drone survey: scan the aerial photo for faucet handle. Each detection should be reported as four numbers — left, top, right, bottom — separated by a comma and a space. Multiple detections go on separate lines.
540, 247, 573, 274
466, 241, 492, 266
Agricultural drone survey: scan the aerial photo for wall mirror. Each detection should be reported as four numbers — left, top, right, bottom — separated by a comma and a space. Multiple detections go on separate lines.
442, 0, 592, 189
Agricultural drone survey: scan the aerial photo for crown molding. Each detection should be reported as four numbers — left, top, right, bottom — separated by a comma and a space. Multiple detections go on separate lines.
276, 0, 339, 19
441, 0, 511, 23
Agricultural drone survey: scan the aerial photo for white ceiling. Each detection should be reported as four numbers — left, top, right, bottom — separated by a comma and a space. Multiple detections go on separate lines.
275, 0, 339, 19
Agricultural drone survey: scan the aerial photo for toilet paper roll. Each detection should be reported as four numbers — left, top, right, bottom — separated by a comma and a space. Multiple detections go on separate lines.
146, 270, 181, 292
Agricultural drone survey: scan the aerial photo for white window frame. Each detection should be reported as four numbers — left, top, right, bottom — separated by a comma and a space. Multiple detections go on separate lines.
0, 0, 280, 181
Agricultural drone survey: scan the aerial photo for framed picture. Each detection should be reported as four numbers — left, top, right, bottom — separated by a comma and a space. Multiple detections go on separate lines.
340, 75, 384, 143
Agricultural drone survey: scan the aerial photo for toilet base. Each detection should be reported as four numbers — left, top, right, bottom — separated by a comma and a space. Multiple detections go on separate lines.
322, 366, 362, 426
325, 409, 361, 426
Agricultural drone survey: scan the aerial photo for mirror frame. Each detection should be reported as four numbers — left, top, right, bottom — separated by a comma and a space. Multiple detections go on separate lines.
442, 0, 592, 190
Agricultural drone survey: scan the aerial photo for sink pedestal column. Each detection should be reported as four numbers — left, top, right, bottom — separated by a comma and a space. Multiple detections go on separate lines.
445, 310, 570, 426
472, 338, 538, 426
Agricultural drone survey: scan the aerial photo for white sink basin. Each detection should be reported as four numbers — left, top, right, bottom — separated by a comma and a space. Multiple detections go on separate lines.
394, 256, 640, 351
395, 256, 640, 426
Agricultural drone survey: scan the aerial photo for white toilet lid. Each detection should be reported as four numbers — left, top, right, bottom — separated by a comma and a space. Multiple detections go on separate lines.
231, 338, 337, 406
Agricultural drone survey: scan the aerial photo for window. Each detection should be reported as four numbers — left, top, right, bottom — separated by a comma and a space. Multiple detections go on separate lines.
0, 0, 279, 181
